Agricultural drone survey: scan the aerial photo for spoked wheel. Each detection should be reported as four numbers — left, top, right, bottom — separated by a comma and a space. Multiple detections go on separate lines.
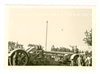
9, 49, 29, 66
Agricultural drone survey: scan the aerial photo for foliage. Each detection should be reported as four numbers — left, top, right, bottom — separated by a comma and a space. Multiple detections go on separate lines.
83, 29, 92, 46
85, 50, 92, 57
51, 45, 80, 53
8, 41, 23, 52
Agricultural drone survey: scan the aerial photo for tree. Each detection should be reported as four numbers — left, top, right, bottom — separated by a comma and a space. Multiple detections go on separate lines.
79, 50, 81, 53
83, 29, 92, 46
75, 46, 79, 53
51, 45, 56, 51
56, 47, 59, 51
71, 48, 74, 53
82, 51, 84, 53
69, 45, 79, 53
59, 47, 63, 52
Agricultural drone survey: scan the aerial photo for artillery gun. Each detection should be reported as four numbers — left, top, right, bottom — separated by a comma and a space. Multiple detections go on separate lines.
8, 42, 82, 66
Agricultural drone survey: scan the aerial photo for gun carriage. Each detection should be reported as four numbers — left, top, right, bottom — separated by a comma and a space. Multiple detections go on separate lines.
8, 42, 81, 66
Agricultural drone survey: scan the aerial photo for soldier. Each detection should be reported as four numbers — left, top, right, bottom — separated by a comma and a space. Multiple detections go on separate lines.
77, 55, 82, 66
70, 59, 74, 66
85, 56, 91, 66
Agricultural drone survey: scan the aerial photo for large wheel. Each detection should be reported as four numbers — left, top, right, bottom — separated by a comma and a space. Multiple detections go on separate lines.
8, 49, 29, 66
70, 54, 79, 60
70, 54, 79, 66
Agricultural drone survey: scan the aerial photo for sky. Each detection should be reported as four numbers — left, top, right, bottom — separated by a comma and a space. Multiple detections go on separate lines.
6, 6, 92, 51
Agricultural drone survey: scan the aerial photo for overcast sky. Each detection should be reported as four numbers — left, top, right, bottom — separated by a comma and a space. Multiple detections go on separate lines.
6, 6, 92, 51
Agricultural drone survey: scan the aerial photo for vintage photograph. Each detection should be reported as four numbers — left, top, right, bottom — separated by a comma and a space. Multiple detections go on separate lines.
6, 5, 94, 66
